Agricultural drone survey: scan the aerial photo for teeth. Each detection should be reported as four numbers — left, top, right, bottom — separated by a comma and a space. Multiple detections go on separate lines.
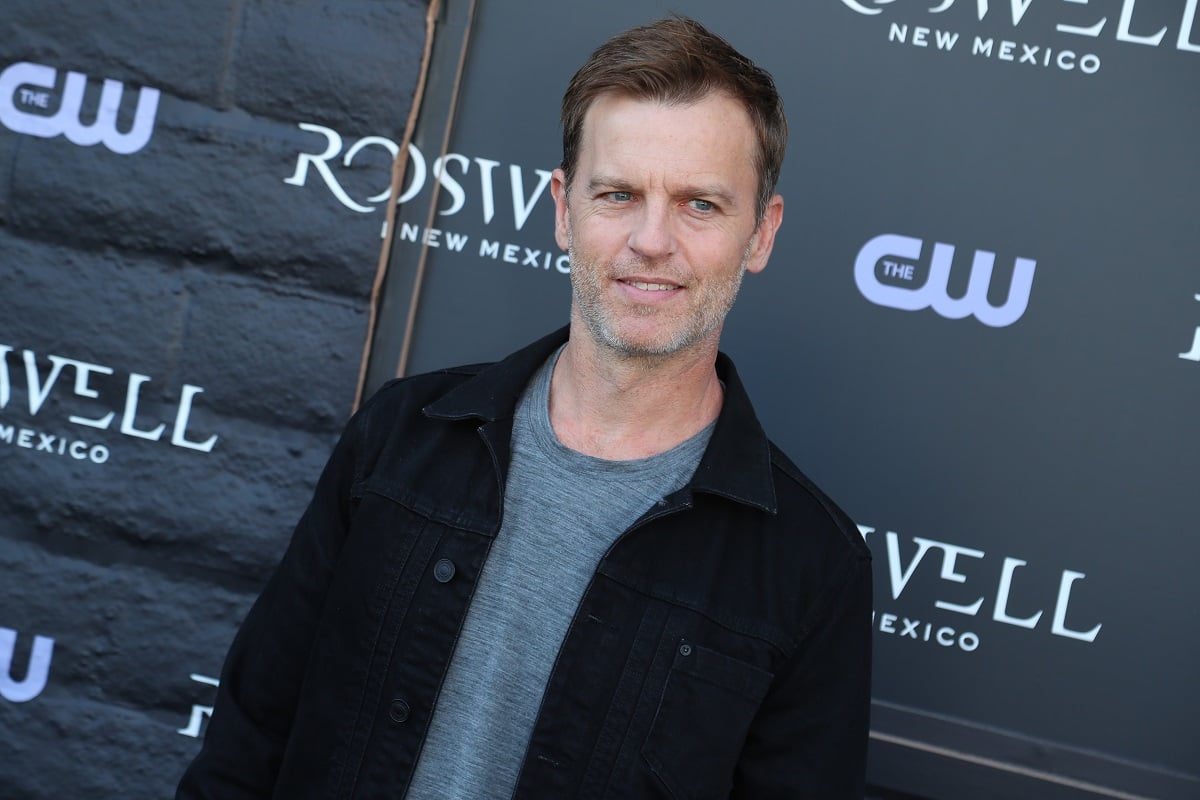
628, 280, 676, 291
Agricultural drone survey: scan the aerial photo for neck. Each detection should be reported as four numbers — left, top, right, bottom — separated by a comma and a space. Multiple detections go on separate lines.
548, 320, 725, 460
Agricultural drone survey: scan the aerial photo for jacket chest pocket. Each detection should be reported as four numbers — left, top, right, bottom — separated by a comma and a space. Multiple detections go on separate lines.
641, 641, 774, 799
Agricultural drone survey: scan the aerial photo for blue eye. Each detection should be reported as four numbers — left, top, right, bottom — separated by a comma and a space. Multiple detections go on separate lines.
608, 191, 633, 202
689, 199, 714, 212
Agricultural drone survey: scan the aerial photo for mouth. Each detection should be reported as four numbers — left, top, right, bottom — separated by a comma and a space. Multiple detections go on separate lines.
620, 278, 681, 292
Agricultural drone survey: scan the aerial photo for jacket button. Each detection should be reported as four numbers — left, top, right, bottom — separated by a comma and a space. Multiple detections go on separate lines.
389, 699, 410, 723
433, 558, 456, 583
679, 643, 693, 657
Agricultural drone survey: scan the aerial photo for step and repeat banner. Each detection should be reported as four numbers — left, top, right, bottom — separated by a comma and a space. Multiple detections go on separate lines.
0, 2, 428, 797
369, 2, 1198, 799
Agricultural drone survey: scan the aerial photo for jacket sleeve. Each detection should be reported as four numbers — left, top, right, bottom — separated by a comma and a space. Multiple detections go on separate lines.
176, 408, 367, 799
731, 547, 874, 799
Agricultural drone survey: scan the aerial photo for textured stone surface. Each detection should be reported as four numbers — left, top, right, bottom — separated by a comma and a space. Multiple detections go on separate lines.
0, 1, 428, 796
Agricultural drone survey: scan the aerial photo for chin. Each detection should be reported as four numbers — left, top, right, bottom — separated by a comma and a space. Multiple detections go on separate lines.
590, 318, 713, 359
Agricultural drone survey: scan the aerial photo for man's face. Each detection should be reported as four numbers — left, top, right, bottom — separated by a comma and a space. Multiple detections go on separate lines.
551, 92, 783, 359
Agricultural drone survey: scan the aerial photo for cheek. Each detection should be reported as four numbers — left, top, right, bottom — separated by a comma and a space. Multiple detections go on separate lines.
570, 217, 623, 254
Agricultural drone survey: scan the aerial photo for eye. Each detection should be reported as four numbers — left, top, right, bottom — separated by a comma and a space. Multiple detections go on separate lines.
607, 191, 633, 203
688, 198, 715, 212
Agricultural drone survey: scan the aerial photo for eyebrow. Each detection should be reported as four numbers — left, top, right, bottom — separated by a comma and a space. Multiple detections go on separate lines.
585, 175, 635, 194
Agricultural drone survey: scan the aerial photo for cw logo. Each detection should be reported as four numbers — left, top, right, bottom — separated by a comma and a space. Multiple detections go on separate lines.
1, 626, 55, 703
0, 61, 159, 155
854, 233, 1037, 328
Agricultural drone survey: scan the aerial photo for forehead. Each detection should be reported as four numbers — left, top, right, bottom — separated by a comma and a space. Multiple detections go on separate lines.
575, 92, 759, 192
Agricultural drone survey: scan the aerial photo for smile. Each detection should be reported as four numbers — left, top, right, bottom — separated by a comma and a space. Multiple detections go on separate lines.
623, 280, 679, 292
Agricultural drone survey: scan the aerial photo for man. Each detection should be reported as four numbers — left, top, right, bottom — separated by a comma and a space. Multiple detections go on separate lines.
179, 16, 872, 799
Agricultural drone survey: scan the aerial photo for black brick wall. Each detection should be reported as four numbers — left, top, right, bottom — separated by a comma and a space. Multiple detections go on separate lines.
0, 2, 427, 797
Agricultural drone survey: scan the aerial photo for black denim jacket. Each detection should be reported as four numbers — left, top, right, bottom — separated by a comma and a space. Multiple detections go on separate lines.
178, 328, 873, 799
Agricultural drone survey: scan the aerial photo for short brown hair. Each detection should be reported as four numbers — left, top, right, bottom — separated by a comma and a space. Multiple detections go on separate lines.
560, 16, 787, 222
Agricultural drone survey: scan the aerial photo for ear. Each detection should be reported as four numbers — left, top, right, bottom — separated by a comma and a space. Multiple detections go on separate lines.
744, 194, 784, 275
551, 168, 570, 252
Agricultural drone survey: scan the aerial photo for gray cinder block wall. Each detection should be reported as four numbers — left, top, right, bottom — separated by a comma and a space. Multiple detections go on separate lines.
0, 2, 427, 796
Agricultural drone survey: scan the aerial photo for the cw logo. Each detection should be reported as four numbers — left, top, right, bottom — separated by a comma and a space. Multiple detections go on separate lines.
0, 61, 159, 155
854, 233, 1037, 328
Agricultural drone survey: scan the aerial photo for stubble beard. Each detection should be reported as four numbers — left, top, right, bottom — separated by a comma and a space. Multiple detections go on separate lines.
567, 240, 752, 360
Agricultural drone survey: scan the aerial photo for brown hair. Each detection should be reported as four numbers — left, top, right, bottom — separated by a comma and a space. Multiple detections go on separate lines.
560, 16, 787, 222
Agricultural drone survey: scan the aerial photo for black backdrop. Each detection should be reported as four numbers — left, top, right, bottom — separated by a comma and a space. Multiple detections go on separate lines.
371, 2, 1199, 799
0, 2, 427, 797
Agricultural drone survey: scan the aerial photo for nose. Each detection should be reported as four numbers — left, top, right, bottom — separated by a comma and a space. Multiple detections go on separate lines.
626, 200, 675, 260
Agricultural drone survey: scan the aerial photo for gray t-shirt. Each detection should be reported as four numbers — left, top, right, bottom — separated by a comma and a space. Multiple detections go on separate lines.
404, 349, 713, 799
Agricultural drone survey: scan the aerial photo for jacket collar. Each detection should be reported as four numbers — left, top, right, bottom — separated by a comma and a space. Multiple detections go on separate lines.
424, 326, 777, 514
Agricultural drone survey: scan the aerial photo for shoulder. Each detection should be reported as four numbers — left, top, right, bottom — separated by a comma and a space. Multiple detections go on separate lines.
367, 361, 491, 404
766, 440, 872, 563
332, 361, 498, 475
355, 362, 491, 425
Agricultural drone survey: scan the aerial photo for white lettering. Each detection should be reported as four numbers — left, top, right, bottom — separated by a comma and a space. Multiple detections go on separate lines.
855, 234, 1037, 327
1180, 295, 1200, 361
992, 557, 1044, 628
23, 351, 70, 414
475, 157, 500, 224
343, 135, 399, 205
935, 29, 960, 50
840, 0, 885, 15
433, 153, 469, 216
1051, 570, 1102, 641
120, 374, 166, 441
1058, 0, 1108, 37
177, 673, 220, 738
0, 62, 159, 155
1117, 0, 1167, 46
63, 357, 116, 429
171, 385, 218, 453
0, 627, 55, 703
509, 166, 554, 232
930, 541, 987, 616
1180, 0, 1200, 52
0, 345, 11, 408
884, 532, 938, 599
873, 612, 980, 652
284, 124, 373, 213
1006, 0, 1037, 25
